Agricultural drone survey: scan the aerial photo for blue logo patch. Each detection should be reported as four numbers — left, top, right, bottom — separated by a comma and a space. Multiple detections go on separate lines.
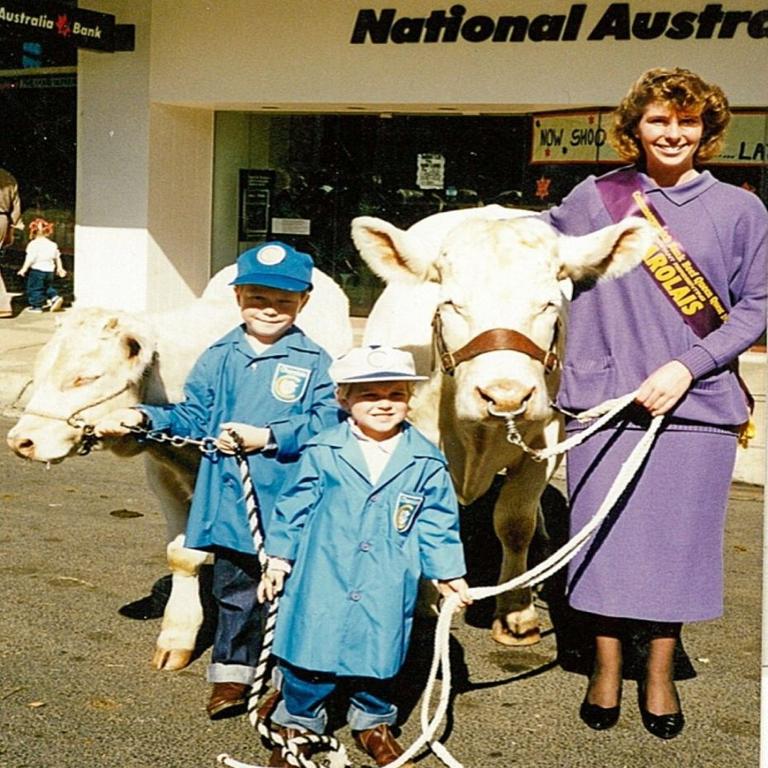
393, 492, 424, 533
271, 363, 311, 403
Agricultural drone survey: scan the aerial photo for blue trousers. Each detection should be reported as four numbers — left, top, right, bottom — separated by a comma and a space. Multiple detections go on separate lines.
271, 662, 398, 733
209, 548, 266, 685
26, 268, 58, 308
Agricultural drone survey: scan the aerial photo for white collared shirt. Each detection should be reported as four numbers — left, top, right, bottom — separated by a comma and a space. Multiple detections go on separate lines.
349, 418, 402, 484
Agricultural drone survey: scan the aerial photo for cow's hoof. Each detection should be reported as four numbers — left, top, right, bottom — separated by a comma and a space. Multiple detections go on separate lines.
491, 618, 541, 647
152, 646, 193, 671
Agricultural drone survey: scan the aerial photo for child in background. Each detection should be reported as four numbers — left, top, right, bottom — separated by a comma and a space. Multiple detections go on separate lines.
258, 345, 471, 768
18, 217, 66, 313
94, 242, 342, 720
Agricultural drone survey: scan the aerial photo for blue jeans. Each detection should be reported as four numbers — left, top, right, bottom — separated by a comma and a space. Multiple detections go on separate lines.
26, 268, 58, 309
208, 548, 266, 685
271, 662, 398, 733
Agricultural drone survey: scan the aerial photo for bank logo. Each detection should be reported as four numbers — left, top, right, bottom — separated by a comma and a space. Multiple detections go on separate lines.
271, 363, 311, 403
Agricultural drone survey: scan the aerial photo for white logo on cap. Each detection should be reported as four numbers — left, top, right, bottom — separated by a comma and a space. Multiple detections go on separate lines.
367, 349, 389, 368
257, 245, 287, 266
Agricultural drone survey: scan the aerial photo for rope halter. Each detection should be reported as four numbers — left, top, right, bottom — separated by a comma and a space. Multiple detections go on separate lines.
20, 381, 134, 456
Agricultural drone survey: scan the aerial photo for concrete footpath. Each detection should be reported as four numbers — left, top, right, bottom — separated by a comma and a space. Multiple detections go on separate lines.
0, 304, 61, 413
0, 304, 764, 767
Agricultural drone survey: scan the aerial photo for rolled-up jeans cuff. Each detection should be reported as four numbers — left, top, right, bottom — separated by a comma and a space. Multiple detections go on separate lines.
207, 662, 255, 684
347, 702, 397, 731
272, 700, 327, 734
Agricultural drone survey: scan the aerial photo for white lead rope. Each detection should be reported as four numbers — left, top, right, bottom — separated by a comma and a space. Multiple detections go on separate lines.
383, 392, 663, 768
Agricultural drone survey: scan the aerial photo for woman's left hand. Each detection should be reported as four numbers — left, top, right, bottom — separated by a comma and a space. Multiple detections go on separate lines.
435, 577, 473, 610
635, 360, 693, 416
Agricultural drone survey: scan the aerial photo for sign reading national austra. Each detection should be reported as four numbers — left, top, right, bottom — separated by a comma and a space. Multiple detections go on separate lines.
0, 0, 116, 52
350, 4, 768, 44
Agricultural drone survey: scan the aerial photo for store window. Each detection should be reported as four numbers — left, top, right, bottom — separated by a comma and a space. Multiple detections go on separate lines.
213, 111, 767, 325
214, 113, 536, 315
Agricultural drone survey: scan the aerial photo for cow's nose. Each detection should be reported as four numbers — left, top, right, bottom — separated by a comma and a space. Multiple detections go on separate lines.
7, 434, 36, 459
476, 381, 534, 414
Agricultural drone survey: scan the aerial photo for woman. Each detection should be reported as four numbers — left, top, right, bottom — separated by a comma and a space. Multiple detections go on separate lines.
544, 68, 767, 739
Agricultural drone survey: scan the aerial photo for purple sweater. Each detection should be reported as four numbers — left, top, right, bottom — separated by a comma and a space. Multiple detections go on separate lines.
544, 167, 767, 426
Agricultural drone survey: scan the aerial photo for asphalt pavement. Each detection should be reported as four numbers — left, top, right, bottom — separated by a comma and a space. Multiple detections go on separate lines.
0, 304, 764, 768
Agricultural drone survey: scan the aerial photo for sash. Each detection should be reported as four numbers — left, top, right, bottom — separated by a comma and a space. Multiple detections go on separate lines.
596, 170, 755, 444
596, 170, 728, 338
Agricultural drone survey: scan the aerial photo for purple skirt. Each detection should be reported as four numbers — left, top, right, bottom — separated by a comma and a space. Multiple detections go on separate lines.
565, 416, 738, 623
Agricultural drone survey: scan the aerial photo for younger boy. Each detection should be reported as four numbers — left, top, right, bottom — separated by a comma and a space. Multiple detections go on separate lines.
258, 345, 471, 768
95, 242, 341, 719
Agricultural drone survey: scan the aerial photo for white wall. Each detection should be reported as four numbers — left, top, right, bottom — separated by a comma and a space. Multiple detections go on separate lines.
76, 0, 153, 310
146, 104, 214, 311
77, 0, 213, 312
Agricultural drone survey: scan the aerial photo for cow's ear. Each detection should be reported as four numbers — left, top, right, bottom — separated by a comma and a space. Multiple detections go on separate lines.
351, 216, 438, 283
557, 217, 656, 282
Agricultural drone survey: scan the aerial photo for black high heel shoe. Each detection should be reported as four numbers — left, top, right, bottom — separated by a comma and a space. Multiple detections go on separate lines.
579, 685, 621, 730
638, 682, 685, 739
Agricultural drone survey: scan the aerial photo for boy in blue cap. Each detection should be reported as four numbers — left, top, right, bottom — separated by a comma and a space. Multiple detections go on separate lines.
257, 345, 471, 768
95, 242, 342, 719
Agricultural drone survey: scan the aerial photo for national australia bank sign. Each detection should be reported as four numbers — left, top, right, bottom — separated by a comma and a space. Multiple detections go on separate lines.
0, 0, 115, 52
350, 3, 768, 44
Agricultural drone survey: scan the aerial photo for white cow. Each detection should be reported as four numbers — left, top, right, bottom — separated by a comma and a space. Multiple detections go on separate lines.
352, 205, 655, 646
6, 265, 353, 670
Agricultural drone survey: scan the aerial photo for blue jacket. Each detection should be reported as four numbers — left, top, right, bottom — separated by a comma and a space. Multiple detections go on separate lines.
266, 420, 466, 679
141, 324, 341, 555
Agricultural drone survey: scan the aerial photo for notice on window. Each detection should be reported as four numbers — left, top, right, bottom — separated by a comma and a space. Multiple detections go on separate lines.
239, 169, 274, 240
272, 218, 311, 236
416, 153, 445, 190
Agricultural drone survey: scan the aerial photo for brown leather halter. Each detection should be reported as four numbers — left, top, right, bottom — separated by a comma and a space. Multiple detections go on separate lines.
432, 305, 559, 376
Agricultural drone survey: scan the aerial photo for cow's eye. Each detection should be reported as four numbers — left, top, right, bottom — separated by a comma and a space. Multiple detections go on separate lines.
71, 374, 101, 387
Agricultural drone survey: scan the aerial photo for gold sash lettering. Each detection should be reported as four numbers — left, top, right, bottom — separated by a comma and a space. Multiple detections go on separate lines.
634, 191, 728, 324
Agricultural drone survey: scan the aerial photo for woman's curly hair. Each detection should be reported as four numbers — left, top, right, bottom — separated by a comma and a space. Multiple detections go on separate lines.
610, 67, 731, 164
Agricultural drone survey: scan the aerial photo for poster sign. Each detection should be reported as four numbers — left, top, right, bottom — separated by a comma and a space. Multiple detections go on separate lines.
710, 113, 767, 166
531, 112, 618, 164
416, 153, 445, 189
238, 169, 275, 241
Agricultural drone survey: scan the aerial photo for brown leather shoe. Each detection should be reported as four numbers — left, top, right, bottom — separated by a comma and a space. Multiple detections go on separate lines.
353, 724, 414, 768
269, 727, 315, 768
206, 682, 249, 720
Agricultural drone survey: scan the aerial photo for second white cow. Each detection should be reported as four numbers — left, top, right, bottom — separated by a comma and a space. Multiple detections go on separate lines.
352, 205, 654, 646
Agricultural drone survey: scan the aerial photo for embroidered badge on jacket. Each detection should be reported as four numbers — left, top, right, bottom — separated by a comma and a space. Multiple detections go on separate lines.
271, 363, 311, 403
393, 492, 424, 533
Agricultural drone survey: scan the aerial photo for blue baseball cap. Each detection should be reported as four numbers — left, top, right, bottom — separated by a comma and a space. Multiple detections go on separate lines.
230, 242, 314, 292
